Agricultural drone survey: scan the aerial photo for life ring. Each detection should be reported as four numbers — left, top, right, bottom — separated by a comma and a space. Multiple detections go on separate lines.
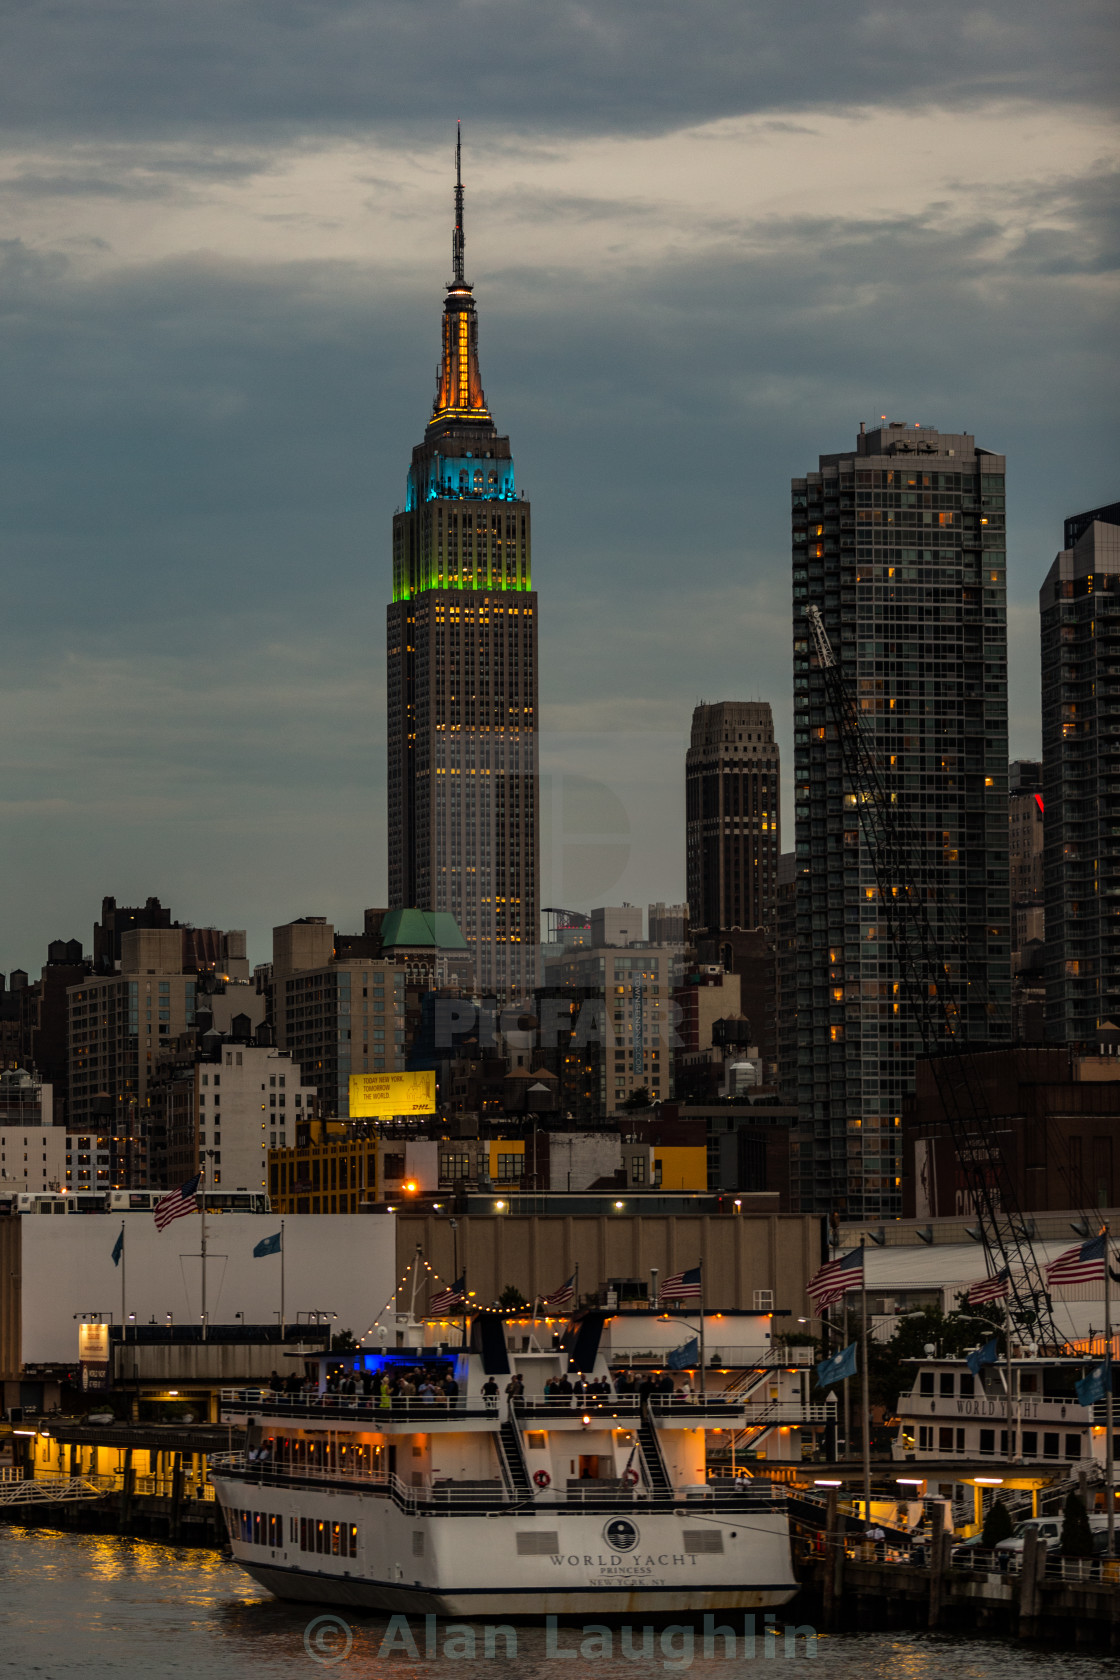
533, 1469, 552, 1489
622, 1467, 639, 1487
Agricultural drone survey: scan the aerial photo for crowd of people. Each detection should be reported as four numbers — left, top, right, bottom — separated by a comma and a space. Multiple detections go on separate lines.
265, 1365, 462, 1406
262, 1364, 711, 1409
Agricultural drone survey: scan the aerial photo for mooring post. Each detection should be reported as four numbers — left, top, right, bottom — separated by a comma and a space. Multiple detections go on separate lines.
1017, 1525, 1042, 1639
822, 1487, 843, 1631
927, 1500, 946, 1629
169, 1451, 184, 1542
118, 1446, 134, 1531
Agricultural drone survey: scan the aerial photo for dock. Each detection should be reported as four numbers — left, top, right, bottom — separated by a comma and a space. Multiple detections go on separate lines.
798, 1494, 1120, 1650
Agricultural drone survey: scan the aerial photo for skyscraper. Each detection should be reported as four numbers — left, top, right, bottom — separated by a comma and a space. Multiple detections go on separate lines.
791, 423, 1011, 1219
1008, 759, 1044, 957
387, 133, 539, 1003
685, 701, 780, 934
1040, 503, 1120, 1041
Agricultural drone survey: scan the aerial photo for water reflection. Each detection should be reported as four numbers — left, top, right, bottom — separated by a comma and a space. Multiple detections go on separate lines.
0, 1527, 1113, 1678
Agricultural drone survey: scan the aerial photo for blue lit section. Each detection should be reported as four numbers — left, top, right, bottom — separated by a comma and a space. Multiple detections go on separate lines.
406, 450, 516, 512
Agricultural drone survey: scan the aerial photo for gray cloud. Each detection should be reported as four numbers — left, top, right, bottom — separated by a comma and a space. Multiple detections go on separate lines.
0, 1, 1114, 144
1, 142, 1117, 964
0, 0, 1117, 967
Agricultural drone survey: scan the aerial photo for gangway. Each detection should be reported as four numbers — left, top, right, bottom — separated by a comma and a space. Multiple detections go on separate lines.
0, 1471, 109, 1505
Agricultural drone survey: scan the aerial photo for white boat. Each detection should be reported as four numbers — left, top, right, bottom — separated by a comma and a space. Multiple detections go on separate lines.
209, 1311, 797, 1617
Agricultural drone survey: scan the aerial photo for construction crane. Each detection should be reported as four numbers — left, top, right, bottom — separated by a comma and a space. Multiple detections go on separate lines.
804, 604, 1060, 1344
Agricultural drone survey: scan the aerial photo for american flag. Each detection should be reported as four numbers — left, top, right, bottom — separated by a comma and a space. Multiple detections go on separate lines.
807, 1248, 864, 1309
1045, 1233, 1107, 1288
153, 1172, 202, 1231
543, 1273, 576, 1310
660, 1265, 702, 1301
966, 1269, 1010, 1306
428, 1274, 467, 1315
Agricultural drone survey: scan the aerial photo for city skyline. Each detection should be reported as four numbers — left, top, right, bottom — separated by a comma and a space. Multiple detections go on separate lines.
0, 5, 1116, 967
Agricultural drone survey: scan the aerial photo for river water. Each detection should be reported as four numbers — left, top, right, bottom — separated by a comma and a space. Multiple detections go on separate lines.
0, 1526, 1112, 1679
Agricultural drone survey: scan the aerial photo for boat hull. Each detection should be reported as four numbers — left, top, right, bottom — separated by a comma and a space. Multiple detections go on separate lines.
212, 1475, 798, 1618
237, 1559, 799, 1618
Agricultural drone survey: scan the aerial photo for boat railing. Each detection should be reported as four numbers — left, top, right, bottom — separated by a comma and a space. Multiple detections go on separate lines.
218, 1389, 483, 1420
208, 1451, 788, 1514
647, 1396, 748, 1419
511, 1397, 640, 1418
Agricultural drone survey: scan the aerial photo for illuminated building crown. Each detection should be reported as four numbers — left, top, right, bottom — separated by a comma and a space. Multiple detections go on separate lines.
404, 126, 517, 515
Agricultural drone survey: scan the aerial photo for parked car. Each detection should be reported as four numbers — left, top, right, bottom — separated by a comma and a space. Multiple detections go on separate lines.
996, 1515, 1112, 1558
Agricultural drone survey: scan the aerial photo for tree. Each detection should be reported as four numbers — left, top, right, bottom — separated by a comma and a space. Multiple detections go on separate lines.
498, 1285, 528, 1310
867, 1305, 993, 1416
1061, 1489, 1094, 1557
982, 1497, 1014, 1548
621, 1086, 652, 1110
331, 1328, 358, 1352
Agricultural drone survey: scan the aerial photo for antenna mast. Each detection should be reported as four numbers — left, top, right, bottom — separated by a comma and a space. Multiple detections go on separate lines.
452, 122, 465, 285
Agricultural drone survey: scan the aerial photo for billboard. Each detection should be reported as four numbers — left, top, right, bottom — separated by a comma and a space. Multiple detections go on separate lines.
349, 1071, 436, 1118
78, 1321, 111, 1391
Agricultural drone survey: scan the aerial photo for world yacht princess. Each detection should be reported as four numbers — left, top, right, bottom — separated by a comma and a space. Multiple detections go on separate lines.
209, 1309, 797, 1617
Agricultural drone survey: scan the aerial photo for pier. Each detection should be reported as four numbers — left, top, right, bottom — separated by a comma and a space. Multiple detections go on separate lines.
797, 1494, 1120, 1650
1, 1420, 243, 1546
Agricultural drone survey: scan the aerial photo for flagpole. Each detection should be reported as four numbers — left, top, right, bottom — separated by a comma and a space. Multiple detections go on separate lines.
120, 1221, 126, 1343
860, 1237, 870, 1526
409, 1245, 422, 1322
698, 1261, 706, 1398
1106, 1219, 1114, 1560
842, 1296, 850, 1462
200, 1171, 208, 1343
280, 1219, 286, 1340
1005, 1288, 1015, 1466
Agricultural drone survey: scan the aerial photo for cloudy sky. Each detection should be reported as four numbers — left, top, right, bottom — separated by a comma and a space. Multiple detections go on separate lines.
1, 0, 1117, 972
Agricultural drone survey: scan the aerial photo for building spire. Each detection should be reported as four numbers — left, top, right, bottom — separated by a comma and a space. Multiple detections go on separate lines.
452, 121, 465, 287
428, 124, 492, 433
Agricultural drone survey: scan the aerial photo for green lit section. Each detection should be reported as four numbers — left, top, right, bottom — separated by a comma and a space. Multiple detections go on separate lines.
393, 498, 532, 603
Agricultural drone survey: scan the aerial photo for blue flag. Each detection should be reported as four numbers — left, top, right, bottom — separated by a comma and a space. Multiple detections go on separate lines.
967, 1337, 1000, 1376
668, 1338, 699, 1370
253, 1231, 282, 1258
1076, 1358, 1111, 1408
111, 1229, 124, 1268
816, 1342, 857, 1387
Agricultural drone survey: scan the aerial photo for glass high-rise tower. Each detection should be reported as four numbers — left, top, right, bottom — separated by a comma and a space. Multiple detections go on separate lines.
685, 701, 780, 934
1040, 503, 1120, 1042
387, 133, 538, 1003
790, 423, 1011, 1219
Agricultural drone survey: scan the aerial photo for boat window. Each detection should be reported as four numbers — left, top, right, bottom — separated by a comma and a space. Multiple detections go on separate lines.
919, 1372, 934, 1395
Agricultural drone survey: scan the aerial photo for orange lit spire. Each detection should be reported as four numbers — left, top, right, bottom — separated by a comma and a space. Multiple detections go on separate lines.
429, 124, 492, 433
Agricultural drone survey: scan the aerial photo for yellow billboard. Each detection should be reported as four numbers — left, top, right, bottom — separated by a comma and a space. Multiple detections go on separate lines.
349, 1070, 436, 1118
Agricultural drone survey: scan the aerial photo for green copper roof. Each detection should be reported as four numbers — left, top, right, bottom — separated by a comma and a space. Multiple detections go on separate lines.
380, 908, 469, 951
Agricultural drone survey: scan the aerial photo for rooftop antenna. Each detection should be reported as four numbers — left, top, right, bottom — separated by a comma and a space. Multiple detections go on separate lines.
452, 121, 465, 286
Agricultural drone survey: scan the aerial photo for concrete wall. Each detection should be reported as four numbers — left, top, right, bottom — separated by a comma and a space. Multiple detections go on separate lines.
3, 1212, 397, 1371
397, 1210, 823, 1315
0, 1125, 67, 1192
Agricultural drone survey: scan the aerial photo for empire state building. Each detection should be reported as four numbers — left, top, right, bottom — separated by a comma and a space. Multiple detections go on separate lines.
387, 132, 539, 1002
